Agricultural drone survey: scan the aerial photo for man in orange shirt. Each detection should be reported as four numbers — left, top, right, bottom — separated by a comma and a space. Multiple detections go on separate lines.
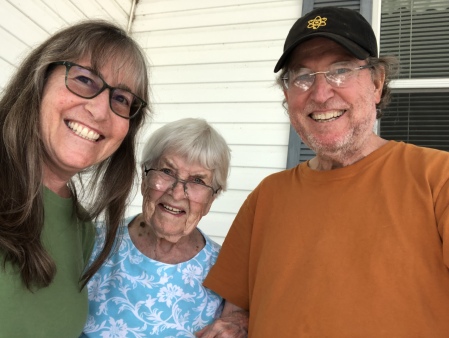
197, 6, 449, 337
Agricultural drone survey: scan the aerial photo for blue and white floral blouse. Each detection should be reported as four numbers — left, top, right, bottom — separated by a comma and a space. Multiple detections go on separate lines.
81, 216, 223, 338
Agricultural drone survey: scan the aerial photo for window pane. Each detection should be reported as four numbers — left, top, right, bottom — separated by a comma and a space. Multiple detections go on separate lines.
380, 0, 449, 79
380, 92, 449, 151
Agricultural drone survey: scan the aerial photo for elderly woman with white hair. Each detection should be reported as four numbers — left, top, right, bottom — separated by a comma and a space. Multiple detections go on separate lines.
82, 118, 231, 337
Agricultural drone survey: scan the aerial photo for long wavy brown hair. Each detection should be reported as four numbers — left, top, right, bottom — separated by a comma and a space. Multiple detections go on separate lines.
0, 20, 151, 290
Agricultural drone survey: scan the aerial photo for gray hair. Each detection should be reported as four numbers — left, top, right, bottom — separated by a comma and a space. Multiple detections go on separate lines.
141, 118, 231, 193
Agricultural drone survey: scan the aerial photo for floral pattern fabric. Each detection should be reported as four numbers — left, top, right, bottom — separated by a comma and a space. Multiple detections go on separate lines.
81, 216, 223, 338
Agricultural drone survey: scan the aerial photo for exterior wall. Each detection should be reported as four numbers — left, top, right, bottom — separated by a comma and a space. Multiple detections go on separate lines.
0, 0, 130, 91
130, 0, 301, 243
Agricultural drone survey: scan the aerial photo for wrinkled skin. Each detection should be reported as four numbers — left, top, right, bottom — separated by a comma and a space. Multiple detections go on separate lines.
141, 153, 215, 243
284, 38, 386, 170
195, 302, 248, 338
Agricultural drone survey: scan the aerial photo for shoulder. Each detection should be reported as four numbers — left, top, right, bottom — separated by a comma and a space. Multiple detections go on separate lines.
249, 167, 297, 196
200, 230, 221, 251
198, 229, 221, 261
242, 166, 298, 207
392, 142, 449, 167
90, 214, 138, 255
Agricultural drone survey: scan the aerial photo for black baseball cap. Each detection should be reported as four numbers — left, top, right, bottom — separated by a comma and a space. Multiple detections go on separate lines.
274, 6, 378, 73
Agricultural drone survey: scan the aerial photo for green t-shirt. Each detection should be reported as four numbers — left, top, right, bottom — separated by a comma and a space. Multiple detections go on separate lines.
0, 188, 95, 338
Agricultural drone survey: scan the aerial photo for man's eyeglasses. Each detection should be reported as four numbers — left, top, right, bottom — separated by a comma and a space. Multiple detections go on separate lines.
51, 61, 147, 119
282, 63, 373, 92
144, 167, 219, 203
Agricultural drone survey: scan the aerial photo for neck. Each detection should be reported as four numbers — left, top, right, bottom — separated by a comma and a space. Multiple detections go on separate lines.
129, 214, 205, 264
309, 136, 388, 171
43, 164, 72, 198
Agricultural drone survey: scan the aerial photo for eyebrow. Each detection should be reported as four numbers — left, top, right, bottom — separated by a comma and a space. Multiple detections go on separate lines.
160, 159, 211, 179
290, 60, 360, 72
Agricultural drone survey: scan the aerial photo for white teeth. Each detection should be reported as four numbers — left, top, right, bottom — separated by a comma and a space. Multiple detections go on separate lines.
311, 110, 344, 122
67, 121, 100, 141
163, 204, 183, 214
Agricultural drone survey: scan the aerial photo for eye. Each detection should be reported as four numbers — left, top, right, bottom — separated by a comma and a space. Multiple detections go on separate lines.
74, 75, 94, 85
295, 73, 314, 82
112, 89, 133, 107
160, 168, 174, 176
332, 67, 352, 75
189, 177, 207, 185
70, 66, 101, 91
71, 75, 102, 93
290, 69, 314, 85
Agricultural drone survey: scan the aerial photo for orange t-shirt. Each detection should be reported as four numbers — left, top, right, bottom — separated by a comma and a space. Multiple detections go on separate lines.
204, 141, 449, 337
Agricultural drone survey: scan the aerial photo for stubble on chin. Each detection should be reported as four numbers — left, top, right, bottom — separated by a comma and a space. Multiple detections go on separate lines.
291, 110, 376, 162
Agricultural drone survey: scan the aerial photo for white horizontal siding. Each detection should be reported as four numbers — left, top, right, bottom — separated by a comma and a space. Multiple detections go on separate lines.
134, 20, 294, 49
0, 0, 129, 91
131, 0, 301, 244
141, 122, 290, 147
136, 0, 282, 14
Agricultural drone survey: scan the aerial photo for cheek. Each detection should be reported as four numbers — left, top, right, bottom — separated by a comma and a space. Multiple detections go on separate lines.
189, 199, 213, 220
141, 187, 162, 218
202, 199, 213, 216
112, 118, 130, 141
286, 92, 307, 114
187, 201, 205, 219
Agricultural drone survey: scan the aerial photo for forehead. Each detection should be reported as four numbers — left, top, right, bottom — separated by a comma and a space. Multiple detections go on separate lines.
289, 37, 357, 68
160, 153, 212, 174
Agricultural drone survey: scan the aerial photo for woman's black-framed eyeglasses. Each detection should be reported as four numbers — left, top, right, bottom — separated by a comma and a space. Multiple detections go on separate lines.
51, 61, 147, 119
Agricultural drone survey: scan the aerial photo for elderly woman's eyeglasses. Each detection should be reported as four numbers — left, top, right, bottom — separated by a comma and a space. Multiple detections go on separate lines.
51, 61, 147, 119
282, 62, 373, 92
144, 167, 219, 203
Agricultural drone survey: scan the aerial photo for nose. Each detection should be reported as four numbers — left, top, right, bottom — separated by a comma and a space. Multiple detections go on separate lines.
170, 180, 187, 200
85, 89, 111, 120
309, 73, 334, 103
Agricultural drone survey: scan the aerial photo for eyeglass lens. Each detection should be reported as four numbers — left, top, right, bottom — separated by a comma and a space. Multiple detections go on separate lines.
284, 63, 371, 92
147, 170, 213, 203
65, 64, 143, 118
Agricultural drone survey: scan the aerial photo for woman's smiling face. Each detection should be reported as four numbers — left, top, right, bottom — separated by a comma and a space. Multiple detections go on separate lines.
40, 58, 131, 184
141, 153, 216, 243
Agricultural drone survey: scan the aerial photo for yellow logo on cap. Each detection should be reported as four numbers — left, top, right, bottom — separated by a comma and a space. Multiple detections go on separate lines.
307, 16, 327, 30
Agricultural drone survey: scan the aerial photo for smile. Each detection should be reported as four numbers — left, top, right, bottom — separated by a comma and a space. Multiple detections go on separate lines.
310, 110, 344, 123
162, 204, 184, 215
67, 121, 102, 141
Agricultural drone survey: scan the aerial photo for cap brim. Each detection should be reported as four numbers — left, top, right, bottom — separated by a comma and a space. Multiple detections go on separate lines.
273, 33, 371, 73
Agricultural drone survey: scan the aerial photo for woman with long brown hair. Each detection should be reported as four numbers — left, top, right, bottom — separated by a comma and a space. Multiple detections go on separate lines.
0, 20, 151, 337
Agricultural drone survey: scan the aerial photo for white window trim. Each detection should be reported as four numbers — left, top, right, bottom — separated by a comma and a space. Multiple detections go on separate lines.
390, 79, 449, 91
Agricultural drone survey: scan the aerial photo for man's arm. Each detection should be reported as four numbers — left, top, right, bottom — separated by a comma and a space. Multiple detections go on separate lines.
195, 301, 249, 338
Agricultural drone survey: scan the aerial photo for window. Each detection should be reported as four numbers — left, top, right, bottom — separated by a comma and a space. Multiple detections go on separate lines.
379, 0, 449, 151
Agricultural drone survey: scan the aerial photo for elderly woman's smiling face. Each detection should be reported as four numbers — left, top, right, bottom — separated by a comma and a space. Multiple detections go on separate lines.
141, 152, 216, 243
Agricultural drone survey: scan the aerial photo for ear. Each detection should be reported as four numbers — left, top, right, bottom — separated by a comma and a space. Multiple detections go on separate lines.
372, 67, 386, 104
283, 88, 289, 102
